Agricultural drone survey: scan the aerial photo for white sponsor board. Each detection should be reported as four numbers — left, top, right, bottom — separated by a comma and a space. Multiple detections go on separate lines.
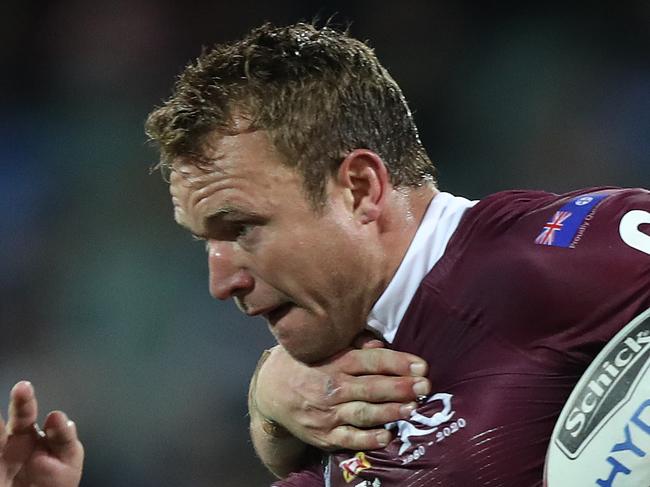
545, 308, 650, 486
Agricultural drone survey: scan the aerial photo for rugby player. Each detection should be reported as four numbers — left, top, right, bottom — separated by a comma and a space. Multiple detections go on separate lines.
146, 22, 650, 486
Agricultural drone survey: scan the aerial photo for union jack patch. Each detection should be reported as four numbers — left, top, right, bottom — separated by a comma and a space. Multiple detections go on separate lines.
534, 193, 609, 248
535, 211, 572, 245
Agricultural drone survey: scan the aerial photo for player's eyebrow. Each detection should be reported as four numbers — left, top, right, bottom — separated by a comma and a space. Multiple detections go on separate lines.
178, 210, 224, 241
181, 197, 267, 243
207, 205, 263, 221
191, 206, 266, 241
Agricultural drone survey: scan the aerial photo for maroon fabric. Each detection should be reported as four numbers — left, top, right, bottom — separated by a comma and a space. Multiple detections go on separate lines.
272, 462, 325, 486
273, 187, 650, 487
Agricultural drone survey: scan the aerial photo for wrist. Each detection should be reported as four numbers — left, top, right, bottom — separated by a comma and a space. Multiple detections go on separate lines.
250, 413, 312, 478
250, 406, 292, 439
249, 348, 292, 439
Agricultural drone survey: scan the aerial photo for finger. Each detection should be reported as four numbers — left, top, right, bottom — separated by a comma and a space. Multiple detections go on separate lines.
352, 332, 385, 349
335, 400, 416, 428
339, 375, 431, 403
8, 381, 38, 434
43, 411, 84, 467
336, 348, 428, 377
325, 425, 392, 451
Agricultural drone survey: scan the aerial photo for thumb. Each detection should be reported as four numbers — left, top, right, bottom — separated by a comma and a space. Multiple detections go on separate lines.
43, 411, 84, 469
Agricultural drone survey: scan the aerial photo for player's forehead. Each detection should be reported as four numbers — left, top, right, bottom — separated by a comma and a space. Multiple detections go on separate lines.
167, 132, 298, 232
168, 131, 276, 201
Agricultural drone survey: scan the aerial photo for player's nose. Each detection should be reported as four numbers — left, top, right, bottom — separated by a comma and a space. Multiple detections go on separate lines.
207, 240, 254, 300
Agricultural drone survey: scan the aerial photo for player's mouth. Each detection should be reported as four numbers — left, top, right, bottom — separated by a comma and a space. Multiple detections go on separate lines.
263, 303, 294, 326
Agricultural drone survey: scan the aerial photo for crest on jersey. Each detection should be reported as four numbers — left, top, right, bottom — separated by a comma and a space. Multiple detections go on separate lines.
386, 392, 459, 456
534, 193, 608, 248
339, 452, 372, 483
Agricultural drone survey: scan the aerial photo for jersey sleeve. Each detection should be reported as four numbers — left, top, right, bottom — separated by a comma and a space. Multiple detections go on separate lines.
453, 187, 650, 368
509, 188, 650, 361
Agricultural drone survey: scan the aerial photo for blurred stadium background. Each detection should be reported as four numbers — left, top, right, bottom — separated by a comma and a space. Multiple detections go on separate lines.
1, 1, 648, 485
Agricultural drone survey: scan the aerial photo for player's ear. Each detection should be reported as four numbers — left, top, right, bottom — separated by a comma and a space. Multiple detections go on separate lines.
336, 149, 389, 224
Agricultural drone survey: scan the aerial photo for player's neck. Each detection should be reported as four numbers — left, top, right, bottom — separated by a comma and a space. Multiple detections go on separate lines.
376, 184, 438, 299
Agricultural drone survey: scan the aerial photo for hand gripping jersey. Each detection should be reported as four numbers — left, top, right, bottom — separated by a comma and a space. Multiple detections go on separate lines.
273, 187, 650, 487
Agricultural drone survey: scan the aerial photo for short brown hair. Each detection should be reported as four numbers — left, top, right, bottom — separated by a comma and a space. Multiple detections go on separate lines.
145, 22, 436, 206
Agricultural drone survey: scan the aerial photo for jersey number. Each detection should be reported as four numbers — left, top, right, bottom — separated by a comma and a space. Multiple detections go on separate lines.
620, 210, 650, 255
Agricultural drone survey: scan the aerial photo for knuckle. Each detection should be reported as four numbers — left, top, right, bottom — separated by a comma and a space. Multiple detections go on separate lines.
384, 403, 405, 423
311, 433, 336, 450
352, 405, 370, 426
366, 349, 382, 370
360, 380, 380, 401
342, 376, 363, 399
355, 376, 394, 402
321, 409, 341, 431
342, 348, 370, 370
398, 377, 418, 396
339, 350, 360, 372
304, 401, 331, 419
349, 430, 378, 451
385, 377, 414, 399
323, 375, 344, 402
332, 426, 357, 450
315, 432, 341, 451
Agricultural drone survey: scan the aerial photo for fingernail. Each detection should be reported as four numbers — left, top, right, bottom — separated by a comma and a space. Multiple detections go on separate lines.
376, 431, 390, 447
399, 402, 416, 418
413, 379, 430, 397
410, 362, 426, 376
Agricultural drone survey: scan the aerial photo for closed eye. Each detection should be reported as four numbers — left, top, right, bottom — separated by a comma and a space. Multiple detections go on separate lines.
204, 210, 266, 243
232, 221, 254, 238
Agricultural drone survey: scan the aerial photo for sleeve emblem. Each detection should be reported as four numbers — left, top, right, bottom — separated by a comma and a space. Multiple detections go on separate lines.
534, 193, 609, 248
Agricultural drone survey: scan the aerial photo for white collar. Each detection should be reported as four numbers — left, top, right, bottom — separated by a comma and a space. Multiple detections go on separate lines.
366, 192, 477, 343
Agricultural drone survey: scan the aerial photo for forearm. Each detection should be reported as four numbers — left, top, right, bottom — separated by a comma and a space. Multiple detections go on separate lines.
249, 409, 314, 478
249, 349, 315, 478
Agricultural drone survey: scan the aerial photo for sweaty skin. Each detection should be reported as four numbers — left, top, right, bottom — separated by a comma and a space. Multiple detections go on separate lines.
169, 126, 436, 476
169, 126, 434, 364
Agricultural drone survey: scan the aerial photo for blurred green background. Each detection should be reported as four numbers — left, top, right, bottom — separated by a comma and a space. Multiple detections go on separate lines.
1, 1, 648, 485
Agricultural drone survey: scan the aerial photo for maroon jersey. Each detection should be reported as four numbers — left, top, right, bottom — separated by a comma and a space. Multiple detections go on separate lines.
273, 187, 650, 487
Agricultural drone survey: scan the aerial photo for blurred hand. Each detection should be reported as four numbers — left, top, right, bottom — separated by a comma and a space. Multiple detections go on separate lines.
0, 381, 83, 487
254, 338, 430, 451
